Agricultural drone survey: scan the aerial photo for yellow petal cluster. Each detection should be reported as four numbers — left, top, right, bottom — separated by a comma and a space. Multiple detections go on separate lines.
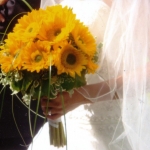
13, 9, 44, 43
22, 41, 53, 73
0, 36, 25, 72
38, 5, 76, 44
53, 43, 87, 78
71, 20, 96, 56
0, 5, 98, 78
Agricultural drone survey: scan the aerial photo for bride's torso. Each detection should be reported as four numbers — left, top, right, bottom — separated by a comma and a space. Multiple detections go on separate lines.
30, 1, 124, 150
29, 0, 149, 150
60, 1, 123, 150
61, 0, 109, 43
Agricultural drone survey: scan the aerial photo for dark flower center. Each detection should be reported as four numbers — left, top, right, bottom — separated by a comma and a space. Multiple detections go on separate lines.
35, 55, 42, 62
66, 53, 76, 65
54, 29, 61, 36
28, 27, 33, 32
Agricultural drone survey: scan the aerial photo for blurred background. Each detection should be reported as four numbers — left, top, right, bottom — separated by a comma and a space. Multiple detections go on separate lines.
0, 1, 45, 150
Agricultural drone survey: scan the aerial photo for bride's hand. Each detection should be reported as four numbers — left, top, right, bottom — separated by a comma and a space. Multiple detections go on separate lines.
41, 90, 92, 120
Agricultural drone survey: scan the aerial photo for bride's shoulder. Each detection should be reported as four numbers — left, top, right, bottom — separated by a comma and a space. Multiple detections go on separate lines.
61, 0, 110, 42
61, 0, 110, 13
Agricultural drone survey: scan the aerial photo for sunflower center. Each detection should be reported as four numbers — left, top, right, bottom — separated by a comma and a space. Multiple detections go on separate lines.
35, 55, 42, 62
54, 29, 61, 36
79, 37, 84, 44
28, 27, 33, 33
66, 53, 76, 65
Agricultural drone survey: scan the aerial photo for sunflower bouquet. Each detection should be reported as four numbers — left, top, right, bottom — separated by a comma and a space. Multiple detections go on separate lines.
0, 5, 98, 148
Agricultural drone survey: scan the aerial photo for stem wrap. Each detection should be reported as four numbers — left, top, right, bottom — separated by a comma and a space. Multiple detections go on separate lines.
48, 118, 62, 128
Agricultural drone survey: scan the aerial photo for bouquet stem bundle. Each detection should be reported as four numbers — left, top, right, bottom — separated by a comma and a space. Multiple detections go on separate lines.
49, 122, 66, 147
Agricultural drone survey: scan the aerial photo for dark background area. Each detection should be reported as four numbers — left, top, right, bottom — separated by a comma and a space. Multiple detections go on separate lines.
0, 1, 45, 150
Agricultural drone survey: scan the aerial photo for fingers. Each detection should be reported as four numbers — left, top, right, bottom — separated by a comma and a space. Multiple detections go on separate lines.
41, 97, 64, 108
40, 92, 70, 120
41, 100, 63, 108
42, 107, 64, 120
43, 108, 62, 116
41, 97, 66, 120
47, 114, 62, 120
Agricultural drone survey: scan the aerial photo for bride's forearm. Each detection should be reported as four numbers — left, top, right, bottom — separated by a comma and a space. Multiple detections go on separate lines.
76, 81, 113, 103
76, 75, 123, 103
76, 60, 148, 104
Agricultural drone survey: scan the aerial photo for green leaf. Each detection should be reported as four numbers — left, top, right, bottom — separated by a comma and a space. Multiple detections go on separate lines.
21, 71, 33, 92
74, 71, 86, 88
10, 79, 23, 92
60, 71, 86, 91
59, 74, 75, 91
33, 79, 57, 99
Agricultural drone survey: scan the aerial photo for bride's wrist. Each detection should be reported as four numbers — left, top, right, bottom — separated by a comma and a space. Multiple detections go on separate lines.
74, 87, 93, 105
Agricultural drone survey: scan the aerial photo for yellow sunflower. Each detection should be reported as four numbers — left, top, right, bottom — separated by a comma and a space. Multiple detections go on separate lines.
86, 57, 98, 73
13, 9, 45, 42
0, 40, 24, 73
4, 32, 18, 47
0, 49, 15, 73
22, 41, 53, 72
71, 20, 96, 57
53, 43, 87, 78
38, 5, 76, 44
45, 5, 76, 24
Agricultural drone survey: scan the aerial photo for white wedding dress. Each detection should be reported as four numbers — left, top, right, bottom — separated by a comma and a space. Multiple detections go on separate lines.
28, 0, 150, 150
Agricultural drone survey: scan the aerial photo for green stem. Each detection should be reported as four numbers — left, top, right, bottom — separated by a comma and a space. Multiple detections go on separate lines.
52, 126, 56, 146
33, 86, 41, 136
28, 97, 33, 138
15, 94, 45, 119
50, 125, 53, 145
60, 88, 67, 149
21, 0, 33, 11
56, 126, 60, 147
59, 122, 65, 146
12, 96, 27, 147
1, 12, 27, 42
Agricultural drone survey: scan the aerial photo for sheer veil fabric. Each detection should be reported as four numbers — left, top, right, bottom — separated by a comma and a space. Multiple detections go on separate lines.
28, 0, 150, 150
106, 1, 150, 150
